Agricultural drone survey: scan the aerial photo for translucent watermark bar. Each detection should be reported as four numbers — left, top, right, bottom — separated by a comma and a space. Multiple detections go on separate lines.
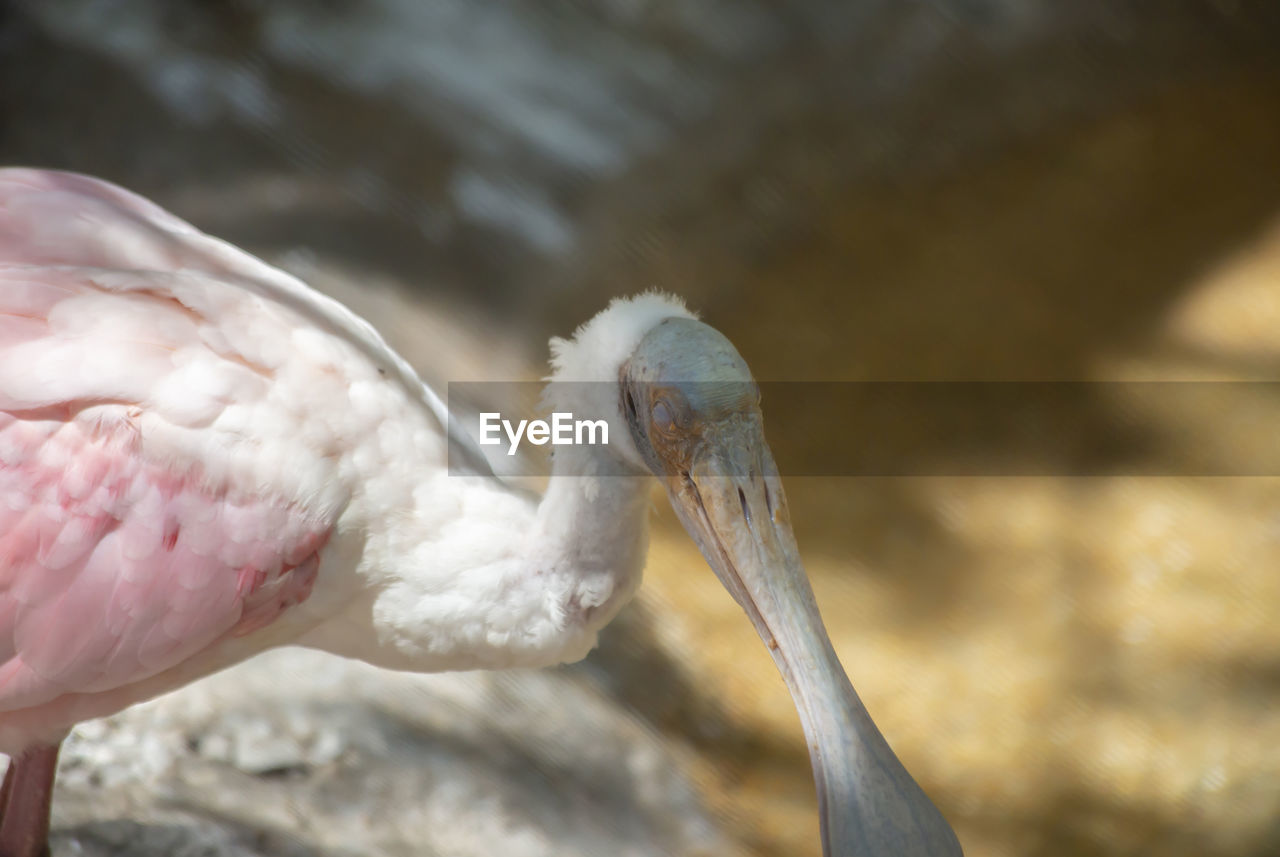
446, 381, 1280, 476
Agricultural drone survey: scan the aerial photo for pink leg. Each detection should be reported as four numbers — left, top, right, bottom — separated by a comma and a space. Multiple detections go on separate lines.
0, 763, 14, 827
0, 743, 59, 857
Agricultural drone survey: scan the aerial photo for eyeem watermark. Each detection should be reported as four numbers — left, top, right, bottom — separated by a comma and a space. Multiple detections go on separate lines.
450, 380, 1280, 477
479, 412, 609, 455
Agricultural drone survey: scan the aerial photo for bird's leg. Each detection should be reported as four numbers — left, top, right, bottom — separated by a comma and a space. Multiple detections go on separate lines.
0, 757, 15, 824
0, 743, 60, 857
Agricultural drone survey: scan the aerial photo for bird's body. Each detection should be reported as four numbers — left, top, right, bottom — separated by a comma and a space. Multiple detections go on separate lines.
0, 168, 963, 857
0, 168, 664, 755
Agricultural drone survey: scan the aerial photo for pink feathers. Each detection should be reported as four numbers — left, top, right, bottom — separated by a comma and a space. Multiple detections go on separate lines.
0, 412, 328, 715
0, 169, 339, 738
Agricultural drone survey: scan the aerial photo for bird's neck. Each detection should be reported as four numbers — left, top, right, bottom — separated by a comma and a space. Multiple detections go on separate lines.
520, 443, 653, 650
310, 444, 653, 673
450, 443, 653, 667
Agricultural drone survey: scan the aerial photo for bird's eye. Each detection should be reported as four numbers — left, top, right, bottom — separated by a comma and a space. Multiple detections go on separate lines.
652, 399, 676, 432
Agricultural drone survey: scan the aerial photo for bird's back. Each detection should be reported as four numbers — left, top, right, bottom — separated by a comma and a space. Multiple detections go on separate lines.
0, 169, 450, 749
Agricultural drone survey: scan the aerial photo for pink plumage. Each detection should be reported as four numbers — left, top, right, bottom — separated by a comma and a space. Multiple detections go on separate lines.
0, 414, 324, 706
0, 169, 340, 750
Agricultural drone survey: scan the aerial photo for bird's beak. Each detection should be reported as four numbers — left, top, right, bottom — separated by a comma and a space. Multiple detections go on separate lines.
662, 420, 963, 857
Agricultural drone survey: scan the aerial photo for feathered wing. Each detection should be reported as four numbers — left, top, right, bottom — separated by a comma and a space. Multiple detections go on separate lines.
0, 169, 346, 713
0, 167, 493, 476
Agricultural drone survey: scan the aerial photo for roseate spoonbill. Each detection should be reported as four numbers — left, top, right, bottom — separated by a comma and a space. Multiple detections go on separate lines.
0, 168, 961, 857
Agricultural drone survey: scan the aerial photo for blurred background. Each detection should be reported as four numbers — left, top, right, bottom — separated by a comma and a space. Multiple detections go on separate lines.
5, 1, 1280, 855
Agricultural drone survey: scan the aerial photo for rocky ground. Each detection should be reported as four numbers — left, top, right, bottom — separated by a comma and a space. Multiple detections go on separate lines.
4, 2, 1280, 856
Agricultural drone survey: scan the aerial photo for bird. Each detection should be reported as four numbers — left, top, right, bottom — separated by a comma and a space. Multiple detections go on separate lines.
0, 168, 962, 857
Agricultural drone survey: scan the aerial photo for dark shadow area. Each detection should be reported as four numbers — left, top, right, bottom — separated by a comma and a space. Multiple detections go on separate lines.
577, 597, 817, 767
0, 2, 551, 322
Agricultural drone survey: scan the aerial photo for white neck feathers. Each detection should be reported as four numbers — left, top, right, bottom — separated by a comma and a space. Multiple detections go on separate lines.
313, 294, 693, 673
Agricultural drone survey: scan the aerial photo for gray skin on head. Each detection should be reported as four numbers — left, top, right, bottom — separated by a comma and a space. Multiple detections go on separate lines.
619, 317, 964, 857
620, 317, 761, 481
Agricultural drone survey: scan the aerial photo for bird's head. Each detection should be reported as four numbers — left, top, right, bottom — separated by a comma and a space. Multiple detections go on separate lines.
550, 295, 962, 857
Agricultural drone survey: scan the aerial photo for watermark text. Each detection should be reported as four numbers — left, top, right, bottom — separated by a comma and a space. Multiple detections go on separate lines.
479, 412, 609, 455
